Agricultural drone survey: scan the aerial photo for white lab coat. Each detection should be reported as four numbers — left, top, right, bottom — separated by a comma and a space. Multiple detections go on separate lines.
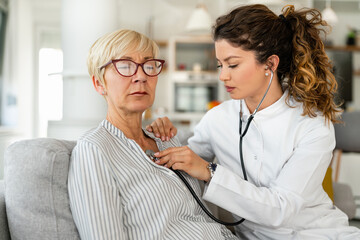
188, 92, 360, 239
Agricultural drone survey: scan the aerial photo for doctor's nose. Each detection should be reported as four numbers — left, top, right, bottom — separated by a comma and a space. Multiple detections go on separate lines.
219, 69, 230, 82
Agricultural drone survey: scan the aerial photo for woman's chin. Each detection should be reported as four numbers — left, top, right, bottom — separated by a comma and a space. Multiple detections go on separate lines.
130, 104, 153, 115
228, 93, 242, 100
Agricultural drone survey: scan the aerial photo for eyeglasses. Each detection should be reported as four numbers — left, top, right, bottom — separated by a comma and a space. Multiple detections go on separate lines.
99, 59, 165, 77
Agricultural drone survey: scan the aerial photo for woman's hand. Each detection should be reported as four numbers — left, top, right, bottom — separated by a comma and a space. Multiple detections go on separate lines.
146, 117, 177, 141
154, 146, 211, 182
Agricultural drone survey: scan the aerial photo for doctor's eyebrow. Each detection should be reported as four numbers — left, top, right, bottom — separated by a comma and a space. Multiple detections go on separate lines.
217, 56, 242, 62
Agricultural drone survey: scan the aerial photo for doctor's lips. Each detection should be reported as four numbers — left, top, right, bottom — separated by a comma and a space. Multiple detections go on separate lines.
225, 86, 235, 92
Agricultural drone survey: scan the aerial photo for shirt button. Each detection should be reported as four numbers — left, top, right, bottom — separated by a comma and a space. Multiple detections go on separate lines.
254, 155, 258, 160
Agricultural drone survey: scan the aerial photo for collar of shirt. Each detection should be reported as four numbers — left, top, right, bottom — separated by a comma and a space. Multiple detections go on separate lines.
100, 119, 166, 151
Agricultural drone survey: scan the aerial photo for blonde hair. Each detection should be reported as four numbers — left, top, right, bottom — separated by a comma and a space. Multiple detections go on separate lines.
87, 29, 159, 87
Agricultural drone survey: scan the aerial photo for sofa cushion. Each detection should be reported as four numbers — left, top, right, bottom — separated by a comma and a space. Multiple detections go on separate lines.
4, 138, 80, 240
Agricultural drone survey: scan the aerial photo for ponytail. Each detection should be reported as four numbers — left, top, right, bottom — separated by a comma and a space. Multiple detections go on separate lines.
282, 5, 342, 123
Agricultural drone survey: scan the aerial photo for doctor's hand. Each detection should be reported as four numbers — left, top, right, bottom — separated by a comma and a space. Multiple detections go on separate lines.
146, 117, 177, 142
154, 146, 211, 182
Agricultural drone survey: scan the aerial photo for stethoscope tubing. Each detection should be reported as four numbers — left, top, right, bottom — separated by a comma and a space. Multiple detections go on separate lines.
147, 69, 274, 226
172, 169, 246, 226
239, 69, 273, 181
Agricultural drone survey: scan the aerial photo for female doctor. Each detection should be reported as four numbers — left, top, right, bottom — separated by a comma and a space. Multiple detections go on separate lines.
147, 4, 360, 239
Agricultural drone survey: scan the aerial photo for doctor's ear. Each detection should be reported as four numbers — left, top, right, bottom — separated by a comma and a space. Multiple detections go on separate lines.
92, 76, 107, 96
265, 55, 280, 72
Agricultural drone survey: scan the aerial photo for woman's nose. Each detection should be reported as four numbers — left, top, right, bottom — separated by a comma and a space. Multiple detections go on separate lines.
133, 66, 147, 83
219, 69, 230, 82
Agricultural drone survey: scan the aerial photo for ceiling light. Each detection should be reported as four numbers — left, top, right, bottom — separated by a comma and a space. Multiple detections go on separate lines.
185, 3, 212, 34
322, 0, 338, 26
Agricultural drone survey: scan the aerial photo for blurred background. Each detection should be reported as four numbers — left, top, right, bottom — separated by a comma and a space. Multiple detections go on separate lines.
0, 0, 360, 221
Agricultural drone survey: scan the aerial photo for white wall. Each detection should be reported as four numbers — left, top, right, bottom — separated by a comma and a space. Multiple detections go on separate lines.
0, 0, 36, 168
0, 0, 61, 178
2, 0, 33, 133
4, 0, 360, 132
1, 1, 360, 184
1, 0, 61, 133
0, 0, 323, 136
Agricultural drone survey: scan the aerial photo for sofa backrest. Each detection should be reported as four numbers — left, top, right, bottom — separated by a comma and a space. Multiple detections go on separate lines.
4, 138, 80, 240
0, 180, 10, 239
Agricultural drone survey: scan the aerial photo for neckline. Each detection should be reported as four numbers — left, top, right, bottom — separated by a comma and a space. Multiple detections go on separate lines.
101, 119, 164, 150
240, 91, 288, 120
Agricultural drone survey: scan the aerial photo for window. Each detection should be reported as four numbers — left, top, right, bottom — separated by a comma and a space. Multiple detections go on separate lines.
38, 48, 63, 136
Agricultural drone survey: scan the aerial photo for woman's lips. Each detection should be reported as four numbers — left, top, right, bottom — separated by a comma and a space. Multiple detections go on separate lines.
130, 91, 147, 96
225, 86, 235, 92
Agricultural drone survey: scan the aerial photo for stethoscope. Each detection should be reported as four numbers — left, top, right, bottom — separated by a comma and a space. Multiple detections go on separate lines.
147, 69, 274, 226
239, 69, 274, 182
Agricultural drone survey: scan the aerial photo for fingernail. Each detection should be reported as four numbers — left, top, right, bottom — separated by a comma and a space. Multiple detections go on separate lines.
155, 160, 160, 164
154, 152, 159, 157
155, 133, 160, 138
166, 137, 170, 141
171, 133, 174, 138
161, 136, 165, 141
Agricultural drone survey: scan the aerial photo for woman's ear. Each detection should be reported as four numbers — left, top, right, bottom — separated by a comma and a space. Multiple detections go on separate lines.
266, 55, 280, 72
92, 76, 106, 96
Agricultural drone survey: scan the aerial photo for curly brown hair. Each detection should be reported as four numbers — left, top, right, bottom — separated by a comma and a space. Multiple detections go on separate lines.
213, 4, 341, 123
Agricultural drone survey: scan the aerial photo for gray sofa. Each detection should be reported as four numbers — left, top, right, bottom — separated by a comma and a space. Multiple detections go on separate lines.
1, 138, 80, 240
0, 137, 356, 239
0, 137, 236, 239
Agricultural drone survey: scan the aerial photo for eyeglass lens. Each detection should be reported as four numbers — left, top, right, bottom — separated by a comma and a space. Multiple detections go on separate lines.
115, 60, 163, 77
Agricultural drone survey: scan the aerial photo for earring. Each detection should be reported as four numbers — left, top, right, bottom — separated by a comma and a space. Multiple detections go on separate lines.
265, 65, 269, 76
102, 91, 106, 95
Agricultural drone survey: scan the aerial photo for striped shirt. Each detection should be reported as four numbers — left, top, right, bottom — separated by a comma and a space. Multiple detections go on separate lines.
68, 120, 237, 240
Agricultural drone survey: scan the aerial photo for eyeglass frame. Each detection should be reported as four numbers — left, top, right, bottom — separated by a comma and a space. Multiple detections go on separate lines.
99, 58, 165, 77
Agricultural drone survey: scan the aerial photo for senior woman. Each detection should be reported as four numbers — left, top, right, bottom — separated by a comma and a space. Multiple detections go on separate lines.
67, 29, 237, 240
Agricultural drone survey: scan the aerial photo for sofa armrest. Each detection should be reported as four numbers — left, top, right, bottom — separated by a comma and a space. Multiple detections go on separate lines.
0, 180, 10, 240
